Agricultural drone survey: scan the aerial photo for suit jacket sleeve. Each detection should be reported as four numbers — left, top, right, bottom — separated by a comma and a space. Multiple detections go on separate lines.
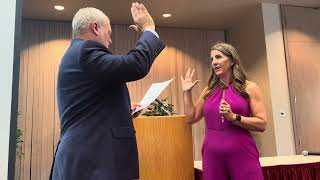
79, 31, 165, 82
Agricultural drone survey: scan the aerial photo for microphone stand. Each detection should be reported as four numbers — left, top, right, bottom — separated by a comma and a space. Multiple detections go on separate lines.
155, 98, 172, 116
220, 80, 228, 123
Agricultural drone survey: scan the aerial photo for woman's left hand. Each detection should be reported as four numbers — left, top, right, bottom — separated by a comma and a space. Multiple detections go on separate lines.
219, 100, 236, 122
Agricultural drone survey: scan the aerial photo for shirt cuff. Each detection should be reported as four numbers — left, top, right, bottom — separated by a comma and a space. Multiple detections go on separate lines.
144, 29, 159, 38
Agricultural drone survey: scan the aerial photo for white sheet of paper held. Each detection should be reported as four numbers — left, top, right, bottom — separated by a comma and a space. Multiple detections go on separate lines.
132, 78, 174, 115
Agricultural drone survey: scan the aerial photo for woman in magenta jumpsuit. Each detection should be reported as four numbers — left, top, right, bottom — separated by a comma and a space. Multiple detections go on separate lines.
181, 42, 266, 180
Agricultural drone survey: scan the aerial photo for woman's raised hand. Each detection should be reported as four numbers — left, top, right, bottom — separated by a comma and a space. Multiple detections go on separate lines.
181, 68, 200, 92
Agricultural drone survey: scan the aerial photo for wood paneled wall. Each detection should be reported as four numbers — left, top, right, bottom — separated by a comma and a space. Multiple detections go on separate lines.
15, 20, 71, 180
15, 19, 224, 180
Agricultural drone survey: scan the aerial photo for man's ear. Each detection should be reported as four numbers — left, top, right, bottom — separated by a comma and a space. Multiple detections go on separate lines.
90, 22, 99, 36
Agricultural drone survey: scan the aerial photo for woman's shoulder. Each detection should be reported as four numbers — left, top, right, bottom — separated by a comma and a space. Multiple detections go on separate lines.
245, 80, 261, 96
202, 86, 209, 92
200, 86, 209, 97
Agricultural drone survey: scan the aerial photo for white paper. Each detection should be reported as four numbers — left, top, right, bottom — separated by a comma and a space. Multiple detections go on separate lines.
132, 78, 174, 115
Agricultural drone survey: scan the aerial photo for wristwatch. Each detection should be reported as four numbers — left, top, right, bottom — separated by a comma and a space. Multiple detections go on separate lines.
234, 114, 241, 125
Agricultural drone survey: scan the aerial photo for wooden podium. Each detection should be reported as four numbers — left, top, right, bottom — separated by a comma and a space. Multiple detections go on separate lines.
133, 115, 194, 180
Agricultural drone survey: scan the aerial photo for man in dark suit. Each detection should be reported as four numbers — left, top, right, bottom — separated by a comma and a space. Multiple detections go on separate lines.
50, 2, 165, 180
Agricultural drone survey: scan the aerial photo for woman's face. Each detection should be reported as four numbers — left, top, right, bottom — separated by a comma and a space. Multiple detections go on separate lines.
210, 49, 234, 77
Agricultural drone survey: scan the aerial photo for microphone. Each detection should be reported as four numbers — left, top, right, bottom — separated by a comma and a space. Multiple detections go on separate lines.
155, 98, 172, 115
302, 150, 320, 156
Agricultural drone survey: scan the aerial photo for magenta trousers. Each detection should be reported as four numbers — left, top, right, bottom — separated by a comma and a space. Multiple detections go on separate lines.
202, 129, 264, 180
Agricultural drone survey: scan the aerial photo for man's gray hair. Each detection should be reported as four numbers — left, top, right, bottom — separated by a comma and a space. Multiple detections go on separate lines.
72, 7, 109, 38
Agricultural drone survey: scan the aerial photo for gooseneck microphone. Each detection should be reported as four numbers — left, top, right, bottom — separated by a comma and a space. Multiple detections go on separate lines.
302, 150, 320, 156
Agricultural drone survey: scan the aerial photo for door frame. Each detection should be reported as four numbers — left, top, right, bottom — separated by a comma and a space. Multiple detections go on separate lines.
8, 0, 23, 179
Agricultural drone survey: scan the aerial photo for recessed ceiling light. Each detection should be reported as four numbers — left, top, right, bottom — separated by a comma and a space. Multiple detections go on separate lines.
54, 5, 65, 11
162, 14, 172, 18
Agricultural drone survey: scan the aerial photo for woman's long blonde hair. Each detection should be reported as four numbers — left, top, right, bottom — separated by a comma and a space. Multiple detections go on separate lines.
203, 42, 249, 100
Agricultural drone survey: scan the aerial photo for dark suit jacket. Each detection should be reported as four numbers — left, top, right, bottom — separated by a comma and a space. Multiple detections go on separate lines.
51, 31, 165, 180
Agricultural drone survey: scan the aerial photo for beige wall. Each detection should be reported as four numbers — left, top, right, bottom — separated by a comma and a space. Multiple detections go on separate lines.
262, 3, 296, 155
226, 4, 277, 156
280, 5, 320, 153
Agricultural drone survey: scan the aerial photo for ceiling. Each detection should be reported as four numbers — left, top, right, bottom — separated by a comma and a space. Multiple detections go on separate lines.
23, 0, 320, 29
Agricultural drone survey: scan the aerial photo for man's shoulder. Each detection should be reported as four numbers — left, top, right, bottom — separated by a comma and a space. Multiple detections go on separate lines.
66, 39, 111, 61
70, 39, 106, 50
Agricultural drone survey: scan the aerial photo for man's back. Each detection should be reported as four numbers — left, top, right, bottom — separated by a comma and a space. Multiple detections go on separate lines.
57, 39, 133, 137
